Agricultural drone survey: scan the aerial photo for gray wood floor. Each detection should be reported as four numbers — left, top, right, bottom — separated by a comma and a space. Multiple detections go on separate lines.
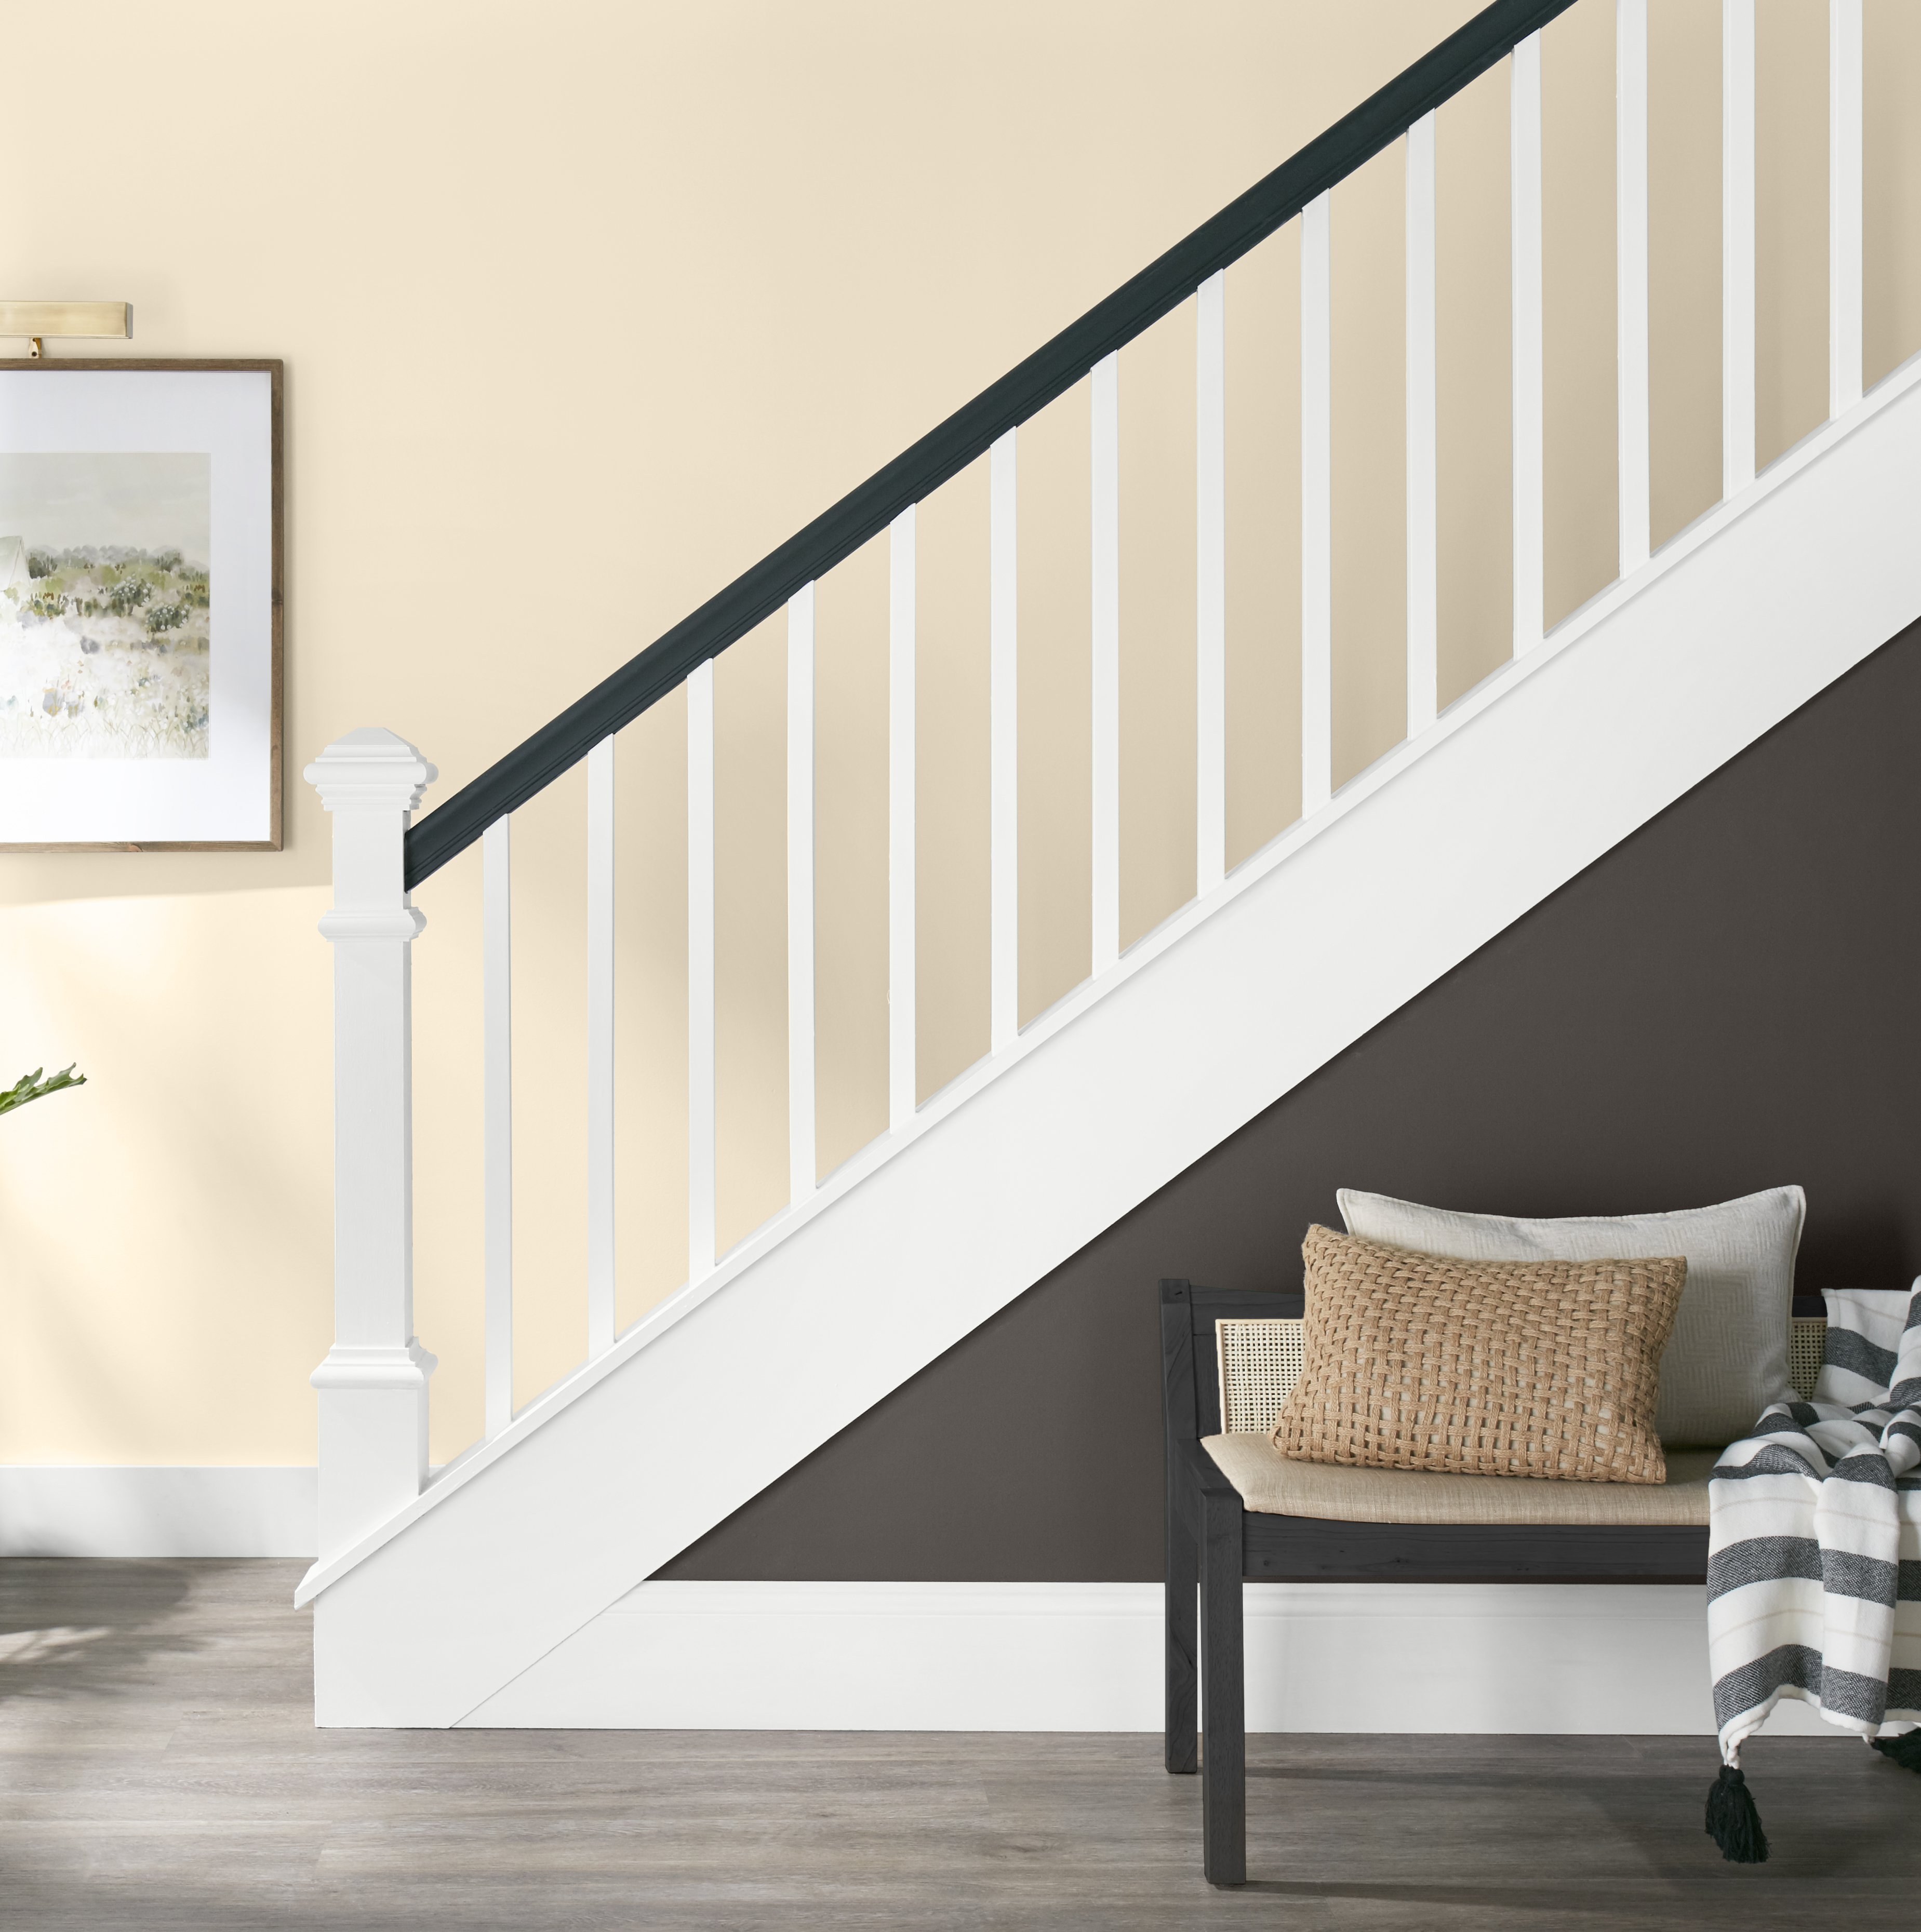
1, 1560, 1916, 1930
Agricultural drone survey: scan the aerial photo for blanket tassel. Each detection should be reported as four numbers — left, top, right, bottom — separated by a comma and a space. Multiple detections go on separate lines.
1704, 1765, 1769, 1864
1870, 1730, 1921, 1773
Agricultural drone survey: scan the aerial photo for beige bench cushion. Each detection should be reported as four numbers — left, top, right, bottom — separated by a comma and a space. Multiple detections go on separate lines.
1203, 1432, 1716, 1526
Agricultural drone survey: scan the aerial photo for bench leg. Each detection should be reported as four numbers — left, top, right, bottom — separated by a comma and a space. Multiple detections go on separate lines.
1165, 1491, 1198, 1774
1199, 1490, 1246, 1887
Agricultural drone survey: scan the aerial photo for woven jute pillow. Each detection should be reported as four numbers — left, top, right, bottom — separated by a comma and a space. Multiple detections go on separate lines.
1274, 1226, 1687, 1484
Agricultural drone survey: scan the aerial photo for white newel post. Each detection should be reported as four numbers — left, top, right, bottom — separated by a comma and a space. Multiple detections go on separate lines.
304, 728, 439, 1567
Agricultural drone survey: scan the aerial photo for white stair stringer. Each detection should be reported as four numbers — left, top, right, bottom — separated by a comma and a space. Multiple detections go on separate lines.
305, 355, 1921, 1728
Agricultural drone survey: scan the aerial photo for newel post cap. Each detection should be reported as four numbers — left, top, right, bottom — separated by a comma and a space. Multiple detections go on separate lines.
304, 727, 438, 812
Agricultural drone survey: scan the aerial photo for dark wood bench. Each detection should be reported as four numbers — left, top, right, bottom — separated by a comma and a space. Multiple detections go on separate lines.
1159, 1277, 1730, 1888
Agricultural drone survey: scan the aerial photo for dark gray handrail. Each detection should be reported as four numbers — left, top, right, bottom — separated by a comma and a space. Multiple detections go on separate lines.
405, 0, 1580, 889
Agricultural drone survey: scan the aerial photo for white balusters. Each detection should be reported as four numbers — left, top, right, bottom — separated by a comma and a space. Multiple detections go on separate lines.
1830, 0, 1863, 417
786, 584, 817, 1202
1723, 0, 1756, 498
1091, 352, 1121, 973
687, 659, 717, 1277
483, 814, 513, 1438
585, 736, 615, 1357
1196, 271, 1226, 890
989, 436, 1018, 1051
1617, 0, 1650, 575
425, 12, 1864, 1481
1405, 114, 1439, 738
1512, 31, 1545, 652
889, 507, 916, 1130
1301, 192, 1333, 814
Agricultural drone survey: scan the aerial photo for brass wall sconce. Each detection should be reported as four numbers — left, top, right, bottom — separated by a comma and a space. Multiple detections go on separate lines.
0, 302, 133, 358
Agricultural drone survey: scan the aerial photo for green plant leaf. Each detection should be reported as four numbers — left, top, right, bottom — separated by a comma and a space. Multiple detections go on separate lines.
0, 1065, 88, 1119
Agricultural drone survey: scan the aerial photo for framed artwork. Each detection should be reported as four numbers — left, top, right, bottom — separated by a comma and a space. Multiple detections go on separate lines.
0, 359, 282, 851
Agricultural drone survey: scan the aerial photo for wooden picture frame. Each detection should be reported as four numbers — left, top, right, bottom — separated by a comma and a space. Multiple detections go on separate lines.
0, 359, 283, 852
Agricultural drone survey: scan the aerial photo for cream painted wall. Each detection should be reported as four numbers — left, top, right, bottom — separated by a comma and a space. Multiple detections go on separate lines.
2, 1, 1917, 1469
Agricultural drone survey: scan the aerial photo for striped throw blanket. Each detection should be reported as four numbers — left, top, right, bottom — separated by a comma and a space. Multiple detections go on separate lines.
1705, 1285, 1921, 1860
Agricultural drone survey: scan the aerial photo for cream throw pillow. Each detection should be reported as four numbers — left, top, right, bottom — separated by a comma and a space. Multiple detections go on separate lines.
1337, 1186, 1804, 1448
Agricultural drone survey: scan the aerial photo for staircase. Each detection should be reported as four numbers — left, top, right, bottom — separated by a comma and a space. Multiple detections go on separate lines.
299, 0, 1921, 1726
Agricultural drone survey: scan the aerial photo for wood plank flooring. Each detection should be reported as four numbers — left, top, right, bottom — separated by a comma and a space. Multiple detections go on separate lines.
1, 1559, 1916, 1929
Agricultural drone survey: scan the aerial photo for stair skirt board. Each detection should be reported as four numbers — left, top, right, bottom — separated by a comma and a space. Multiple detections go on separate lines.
0, 1467, 318, 1559
310, 361, 1921, 1729
454, 1580, 1843, 1737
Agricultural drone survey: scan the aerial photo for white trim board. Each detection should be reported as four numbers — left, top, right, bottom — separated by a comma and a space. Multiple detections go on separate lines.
460, 1580, 1839, 1738
0, 1466, 316, 1558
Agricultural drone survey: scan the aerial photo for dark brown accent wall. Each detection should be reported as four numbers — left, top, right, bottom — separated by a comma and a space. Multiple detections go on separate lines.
658, 621, 1921, 1585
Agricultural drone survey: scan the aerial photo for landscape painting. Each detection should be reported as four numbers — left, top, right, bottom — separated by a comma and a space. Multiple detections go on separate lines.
0, 452, 211, 759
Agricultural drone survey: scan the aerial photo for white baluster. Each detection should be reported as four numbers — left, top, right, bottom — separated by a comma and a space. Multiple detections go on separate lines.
1723, 0, 1756, 498
585, 735, 615, 1357
1196, 270, 1226, 891
889, 507, 916, 1131
1512, 32, 1545, 651
1301, 192, 1332, 813
989, 435, 1019, 1052
304, 727, 439, 1567
1830, 0, 1863, 417
1405, 113, 1439, 737
687, 660, 716, 1277
1091, 351, 1120, 973
1617, 0, 1650, 574
786, 584, 817, 1203
483, 813, 513, 1440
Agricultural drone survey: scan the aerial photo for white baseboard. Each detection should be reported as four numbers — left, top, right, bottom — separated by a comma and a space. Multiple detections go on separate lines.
455, 1579, 1839, 1737
0, 1466, 316, 1558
